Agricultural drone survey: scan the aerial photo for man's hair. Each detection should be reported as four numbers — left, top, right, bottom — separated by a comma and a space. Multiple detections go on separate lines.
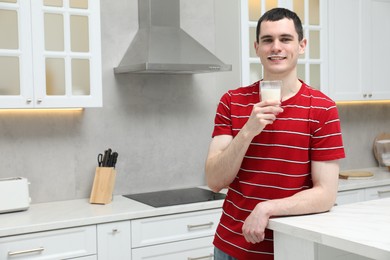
256, 8, 304, 42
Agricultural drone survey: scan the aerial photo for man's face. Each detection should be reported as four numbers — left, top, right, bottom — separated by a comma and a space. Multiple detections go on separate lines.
254, 18, 306, 77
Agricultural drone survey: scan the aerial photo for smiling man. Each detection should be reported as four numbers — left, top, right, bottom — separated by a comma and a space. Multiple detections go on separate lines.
205, 8, 345, 260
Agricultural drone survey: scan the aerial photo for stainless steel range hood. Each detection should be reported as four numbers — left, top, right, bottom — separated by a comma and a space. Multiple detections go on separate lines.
114, 0, 232, 74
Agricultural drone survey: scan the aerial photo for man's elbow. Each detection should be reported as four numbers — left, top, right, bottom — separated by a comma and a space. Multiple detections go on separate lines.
322, 192, 338, 212
206, 174, 223, 193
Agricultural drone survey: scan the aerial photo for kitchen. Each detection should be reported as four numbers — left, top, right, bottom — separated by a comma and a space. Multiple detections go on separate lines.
1, 0, 390, 259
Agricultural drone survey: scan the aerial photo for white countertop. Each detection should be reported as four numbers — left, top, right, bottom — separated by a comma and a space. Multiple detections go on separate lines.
0, 167, 389, 239
0, 195, 224, 238
338, 167, 390, 191
268, 197, 390, 260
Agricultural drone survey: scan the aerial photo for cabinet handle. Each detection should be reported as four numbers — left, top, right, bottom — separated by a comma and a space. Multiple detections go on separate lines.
112, 228, 118, 233
37, 99, 43, 104
368, 93, 372, 98
187, 221, 214, 230
8, 247, 45, 256
363, 93, 367, 98
26, 98, 32, 104
377, 190, 390, 196
188, 253, 214, 260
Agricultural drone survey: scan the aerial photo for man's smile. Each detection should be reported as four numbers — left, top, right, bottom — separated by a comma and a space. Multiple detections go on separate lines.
267, 55, 286, 60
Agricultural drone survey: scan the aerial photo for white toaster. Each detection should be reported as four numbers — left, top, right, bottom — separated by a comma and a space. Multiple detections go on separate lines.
0, 177, 31, 213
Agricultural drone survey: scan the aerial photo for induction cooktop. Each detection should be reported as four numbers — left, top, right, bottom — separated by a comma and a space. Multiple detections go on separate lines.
123, 187, 226, 208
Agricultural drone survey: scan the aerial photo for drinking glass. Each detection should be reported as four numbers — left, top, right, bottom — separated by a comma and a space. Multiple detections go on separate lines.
260, 80, 282, 102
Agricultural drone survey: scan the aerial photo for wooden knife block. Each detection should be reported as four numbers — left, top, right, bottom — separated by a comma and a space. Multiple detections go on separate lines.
89, 167, 116, 204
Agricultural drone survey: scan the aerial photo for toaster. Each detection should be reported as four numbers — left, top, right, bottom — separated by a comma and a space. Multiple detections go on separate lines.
0, 177, 30, 213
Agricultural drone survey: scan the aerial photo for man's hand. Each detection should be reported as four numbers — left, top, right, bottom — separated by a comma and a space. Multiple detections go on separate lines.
242, 202, 272, 244
243, 100, 284, 138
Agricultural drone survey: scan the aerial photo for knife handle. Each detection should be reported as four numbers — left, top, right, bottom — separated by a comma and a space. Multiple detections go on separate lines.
111, 152, 118, 168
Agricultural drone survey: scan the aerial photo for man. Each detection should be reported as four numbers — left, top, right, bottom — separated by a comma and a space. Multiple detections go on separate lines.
205, 8, 345, 260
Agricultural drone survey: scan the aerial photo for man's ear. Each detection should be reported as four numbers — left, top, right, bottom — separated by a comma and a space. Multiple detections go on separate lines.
299, 38, 307, 54
254, 41, 260, 57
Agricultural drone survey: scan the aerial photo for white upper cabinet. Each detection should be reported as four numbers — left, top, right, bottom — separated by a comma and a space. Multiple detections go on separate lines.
240, 0, 327, 91
0, 0, 102, 108
328, 0, 390, 101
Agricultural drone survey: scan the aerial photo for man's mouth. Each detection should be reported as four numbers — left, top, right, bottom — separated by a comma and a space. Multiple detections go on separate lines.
268, 55, 286, 60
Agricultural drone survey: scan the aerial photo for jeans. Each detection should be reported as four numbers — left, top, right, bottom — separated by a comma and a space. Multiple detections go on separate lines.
214, 247, 237, 260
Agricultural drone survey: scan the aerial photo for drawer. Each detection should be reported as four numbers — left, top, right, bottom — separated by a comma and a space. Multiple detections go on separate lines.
132, 236, 214, 260
365, 185, 390, 200
336, 189, 365, 205
0, 225, 96, 259
131, 208, 222, 248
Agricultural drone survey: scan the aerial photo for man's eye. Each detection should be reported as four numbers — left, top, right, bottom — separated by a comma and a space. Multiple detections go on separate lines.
281, 38, 293, 42
262, 39, 273, 43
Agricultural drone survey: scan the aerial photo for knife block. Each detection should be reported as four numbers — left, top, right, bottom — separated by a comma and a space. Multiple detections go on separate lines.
89, 167, 116, 204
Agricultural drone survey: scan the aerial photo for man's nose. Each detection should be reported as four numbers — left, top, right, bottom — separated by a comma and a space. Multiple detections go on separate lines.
271, 40, 282, 51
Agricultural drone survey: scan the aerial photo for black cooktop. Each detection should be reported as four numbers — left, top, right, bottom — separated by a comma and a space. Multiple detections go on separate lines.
123, 187, 226, 208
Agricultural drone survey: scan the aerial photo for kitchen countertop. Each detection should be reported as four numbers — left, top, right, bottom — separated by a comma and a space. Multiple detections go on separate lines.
268, 197, 390, 260
0, 194, 224, 238
338, 167, 390, 191
0, 167, 389, 239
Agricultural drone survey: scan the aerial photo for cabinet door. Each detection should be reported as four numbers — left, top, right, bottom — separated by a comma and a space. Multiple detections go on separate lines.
328, 0, 390, 101
328, 0, 369, 101
365, 185, 390, 200
368, 0, 390, 100
0, 0, 102, 108
0, 226, 96, 259
0, 0, 34, 108
131, 209, 221, 248
30, 0, 102, 108
336, 189, 365, 205
97, 221, 131, 260
132, 236, 214, 260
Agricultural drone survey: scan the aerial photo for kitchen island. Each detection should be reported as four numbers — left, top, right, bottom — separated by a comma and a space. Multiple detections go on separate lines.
268, 197, 390, 260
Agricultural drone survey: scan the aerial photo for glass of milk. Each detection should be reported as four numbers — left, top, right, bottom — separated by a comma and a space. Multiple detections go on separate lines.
260, 80, 282, 102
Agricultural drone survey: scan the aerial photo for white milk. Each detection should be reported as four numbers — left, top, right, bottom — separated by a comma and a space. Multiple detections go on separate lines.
261, 87, 281, 101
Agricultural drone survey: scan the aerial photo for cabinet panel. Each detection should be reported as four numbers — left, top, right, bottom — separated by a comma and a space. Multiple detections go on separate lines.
369, 0, 390, 99
328, 0, 390, 101
365, 185, 390, 201
131, 209, 221, 248
97, 221, 131, 260
328, 0, 366, 101
0, 0, 102, 108
132, 236, 214, 260
0, 225, 96, 259
336, 189, 365, 205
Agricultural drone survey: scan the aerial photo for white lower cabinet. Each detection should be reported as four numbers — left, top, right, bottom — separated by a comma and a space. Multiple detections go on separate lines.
0, 226, 96, 260
97, 220, 131, 260
131, 208, 222, 260
336, 189, 365, 205
132, 236, 214, 260
337, 184, 390, 205
365, 185, 390, 200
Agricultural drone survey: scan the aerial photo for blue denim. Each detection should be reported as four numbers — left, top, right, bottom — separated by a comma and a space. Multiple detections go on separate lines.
214, 247, 237, 260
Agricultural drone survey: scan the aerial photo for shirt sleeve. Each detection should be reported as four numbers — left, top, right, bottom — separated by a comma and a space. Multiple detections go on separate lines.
310, 103, 346, 161
212, 92, 233, 137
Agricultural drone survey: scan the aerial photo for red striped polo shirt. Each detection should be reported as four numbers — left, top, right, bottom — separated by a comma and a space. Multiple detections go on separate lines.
212, 80, 345, 259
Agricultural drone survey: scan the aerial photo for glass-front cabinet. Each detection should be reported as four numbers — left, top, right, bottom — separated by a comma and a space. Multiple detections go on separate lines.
240, 0, 326, 91
0, 0, 102, 108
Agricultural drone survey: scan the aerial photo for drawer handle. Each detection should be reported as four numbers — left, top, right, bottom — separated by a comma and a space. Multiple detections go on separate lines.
187, 222, 214, 230
8, 247, 45, 256
377, 190, 390, 195
188, 253, 214, 260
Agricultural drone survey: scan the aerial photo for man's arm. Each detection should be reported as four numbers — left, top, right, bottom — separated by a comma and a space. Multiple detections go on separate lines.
205, 101, 283, 192
242, 160, 340, 243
